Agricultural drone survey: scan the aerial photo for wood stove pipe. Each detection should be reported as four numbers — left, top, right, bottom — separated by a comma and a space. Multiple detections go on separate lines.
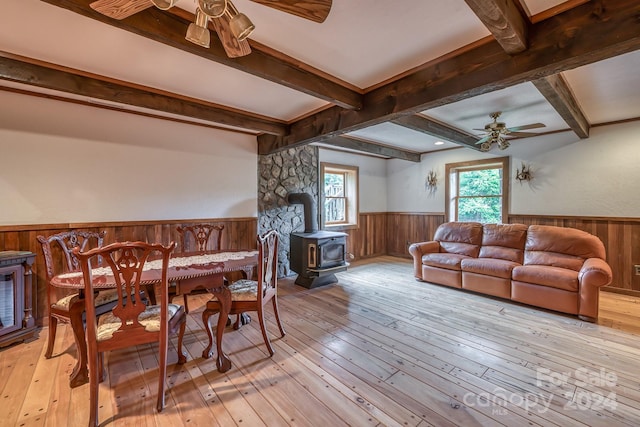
287, 192, 318, 233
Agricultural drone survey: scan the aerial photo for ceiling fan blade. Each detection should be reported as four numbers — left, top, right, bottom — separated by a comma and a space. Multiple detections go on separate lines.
507, 123, 545, 132
507, 131, 540, 137
475, 135, 491, 144
249, 0, 332, 23
210, 15, 252, 58
90, 0, 152, 20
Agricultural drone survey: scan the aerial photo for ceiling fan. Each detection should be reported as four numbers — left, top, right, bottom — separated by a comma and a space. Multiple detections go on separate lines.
89, 0, 332, 58
474, 112, 545, 151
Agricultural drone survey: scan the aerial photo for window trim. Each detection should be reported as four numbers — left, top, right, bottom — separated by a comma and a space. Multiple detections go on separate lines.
445, 156, 510, 223
321, 162, 359, 230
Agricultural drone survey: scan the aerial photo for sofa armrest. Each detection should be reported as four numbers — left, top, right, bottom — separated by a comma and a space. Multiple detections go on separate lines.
408, 241, 440, 279
578, 258, 613, 320
579, 258, 613, 288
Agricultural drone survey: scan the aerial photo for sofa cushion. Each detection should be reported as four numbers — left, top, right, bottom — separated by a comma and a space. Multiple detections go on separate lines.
512, 264, 579, 291
461, 258, 520, 279
524, 225, 606, 271
524, 251, 585, 272
422, 253, 469, 271
433, 222, 483, 257
478, 223, 527, 263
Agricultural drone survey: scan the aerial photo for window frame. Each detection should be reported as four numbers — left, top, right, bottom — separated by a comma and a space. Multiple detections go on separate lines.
445, 156, 510, 223
320, 162, 359, 230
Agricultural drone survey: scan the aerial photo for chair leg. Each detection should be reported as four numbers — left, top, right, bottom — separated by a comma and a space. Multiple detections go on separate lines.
176, 320, 187, 364
98, 352, 106, 383
257, 307, 275, 357
183, 294, 190, 314
272, 297, 286, 337
69, 304, 90, 388
45, 315, 58, 359
87, 350, 100, 427
157, 335, 168, 413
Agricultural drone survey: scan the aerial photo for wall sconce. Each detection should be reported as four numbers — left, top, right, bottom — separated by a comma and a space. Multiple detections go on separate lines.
515, 162, 532, 182
425, 170, 438, 194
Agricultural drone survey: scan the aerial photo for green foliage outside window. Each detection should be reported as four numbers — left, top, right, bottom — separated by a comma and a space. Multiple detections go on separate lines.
457, 168, 502, 223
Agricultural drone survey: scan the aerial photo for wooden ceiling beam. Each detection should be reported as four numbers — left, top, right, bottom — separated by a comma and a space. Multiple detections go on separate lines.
463, 0, 528, 54
533, 74, 590, 138
0, 54, 287, 135
322, 136, 421, 162
40, 0, 362, 110
391, 115, 481, 150
258, 0, 640, 154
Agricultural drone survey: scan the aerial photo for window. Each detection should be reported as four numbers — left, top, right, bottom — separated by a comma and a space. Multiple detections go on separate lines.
321, 163, 359, 229
445, 157, 509, 223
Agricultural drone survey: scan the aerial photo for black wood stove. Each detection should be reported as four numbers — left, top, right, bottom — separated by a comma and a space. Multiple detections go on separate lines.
287, 193, 348, 288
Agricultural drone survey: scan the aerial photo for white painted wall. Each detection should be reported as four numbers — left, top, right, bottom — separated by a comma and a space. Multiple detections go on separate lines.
386, 120, 640, 217
3, 90, 639, 226
0, 91, 257, 225
318, 149, 388, 213
387, 149, 490, 214
509, 122, 640, 216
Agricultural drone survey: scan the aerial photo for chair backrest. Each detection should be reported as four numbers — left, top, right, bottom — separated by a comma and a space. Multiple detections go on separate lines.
257, 230, 279, 304
37, 230, 106, 306
37, 230, 107, 281
74, 241, 176, 350
176, 224, 224, 252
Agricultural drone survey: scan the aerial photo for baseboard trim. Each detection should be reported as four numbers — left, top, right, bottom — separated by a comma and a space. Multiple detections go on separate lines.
601, 286, 640, 297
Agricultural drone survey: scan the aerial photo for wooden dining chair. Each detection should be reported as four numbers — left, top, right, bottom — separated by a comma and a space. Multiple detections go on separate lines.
74, 241, 187, 427
175, 223, 225, 313
37, 231, 119, 367
202, 229, 285, 356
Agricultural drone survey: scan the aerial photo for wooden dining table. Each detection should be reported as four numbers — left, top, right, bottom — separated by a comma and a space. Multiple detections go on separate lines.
51, 249, 258, 387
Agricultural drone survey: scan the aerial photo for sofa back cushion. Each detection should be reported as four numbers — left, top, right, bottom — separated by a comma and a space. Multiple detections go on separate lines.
434, 222, 483, 257
479, 223, 528, 263
524, 225, 606, 271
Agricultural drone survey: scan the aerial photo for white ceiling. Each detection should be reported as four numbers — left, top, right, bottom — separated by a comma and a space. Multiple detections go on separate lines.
1, 0, 639, 158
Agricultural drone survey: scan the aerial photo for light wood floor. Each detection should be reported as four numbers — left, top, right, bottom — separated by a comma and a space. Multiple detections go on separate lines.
2, 256, 640, 426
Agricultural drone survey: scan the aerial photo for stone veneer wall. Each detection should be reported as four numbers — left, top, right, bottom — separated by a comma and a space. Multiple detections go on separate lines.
258, 145, 319, 278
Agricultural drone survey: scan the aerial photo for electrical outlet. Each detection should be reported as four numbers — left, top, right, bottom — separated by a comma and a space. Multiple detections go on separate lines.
635, 265, 640, 276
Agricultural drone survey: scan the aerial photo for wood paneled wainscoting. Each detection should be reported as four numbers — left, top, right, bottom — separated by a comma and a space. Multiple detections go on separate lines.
3, 214, 636, 325
341, 212, 447, 262
0, 217, 257, 326
385, 212, 447, 258
340, 213, 389, 261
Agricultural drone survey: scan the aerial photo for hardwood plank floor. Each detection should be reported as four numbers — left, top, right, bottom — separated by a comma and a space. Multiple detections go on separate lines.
2, 256, 640, 426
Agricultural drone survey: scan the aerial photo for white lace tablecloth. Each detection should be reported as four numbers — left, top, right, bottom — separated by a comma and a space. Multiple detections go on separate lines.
58, 251, 258, 279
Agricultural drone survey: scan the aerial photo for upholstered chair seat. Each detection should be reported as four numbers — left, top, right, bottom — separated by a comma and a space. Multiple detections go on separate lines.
51, 289, 119, 311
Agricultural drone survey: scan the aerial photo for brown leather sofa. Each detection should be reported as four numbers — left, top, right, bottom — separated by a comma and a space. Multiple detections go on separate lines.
408, 222, 613, 322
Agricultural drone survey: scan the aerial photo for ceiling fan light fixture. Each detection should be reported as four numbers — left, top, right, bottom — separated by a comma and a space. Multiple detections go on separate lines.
230, 13, 255, 40
185, 9, 211, 48
498, 138, 510, 150
199, 0, 227, 18
150, 0, 179, 11
227, 1, 255, 41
